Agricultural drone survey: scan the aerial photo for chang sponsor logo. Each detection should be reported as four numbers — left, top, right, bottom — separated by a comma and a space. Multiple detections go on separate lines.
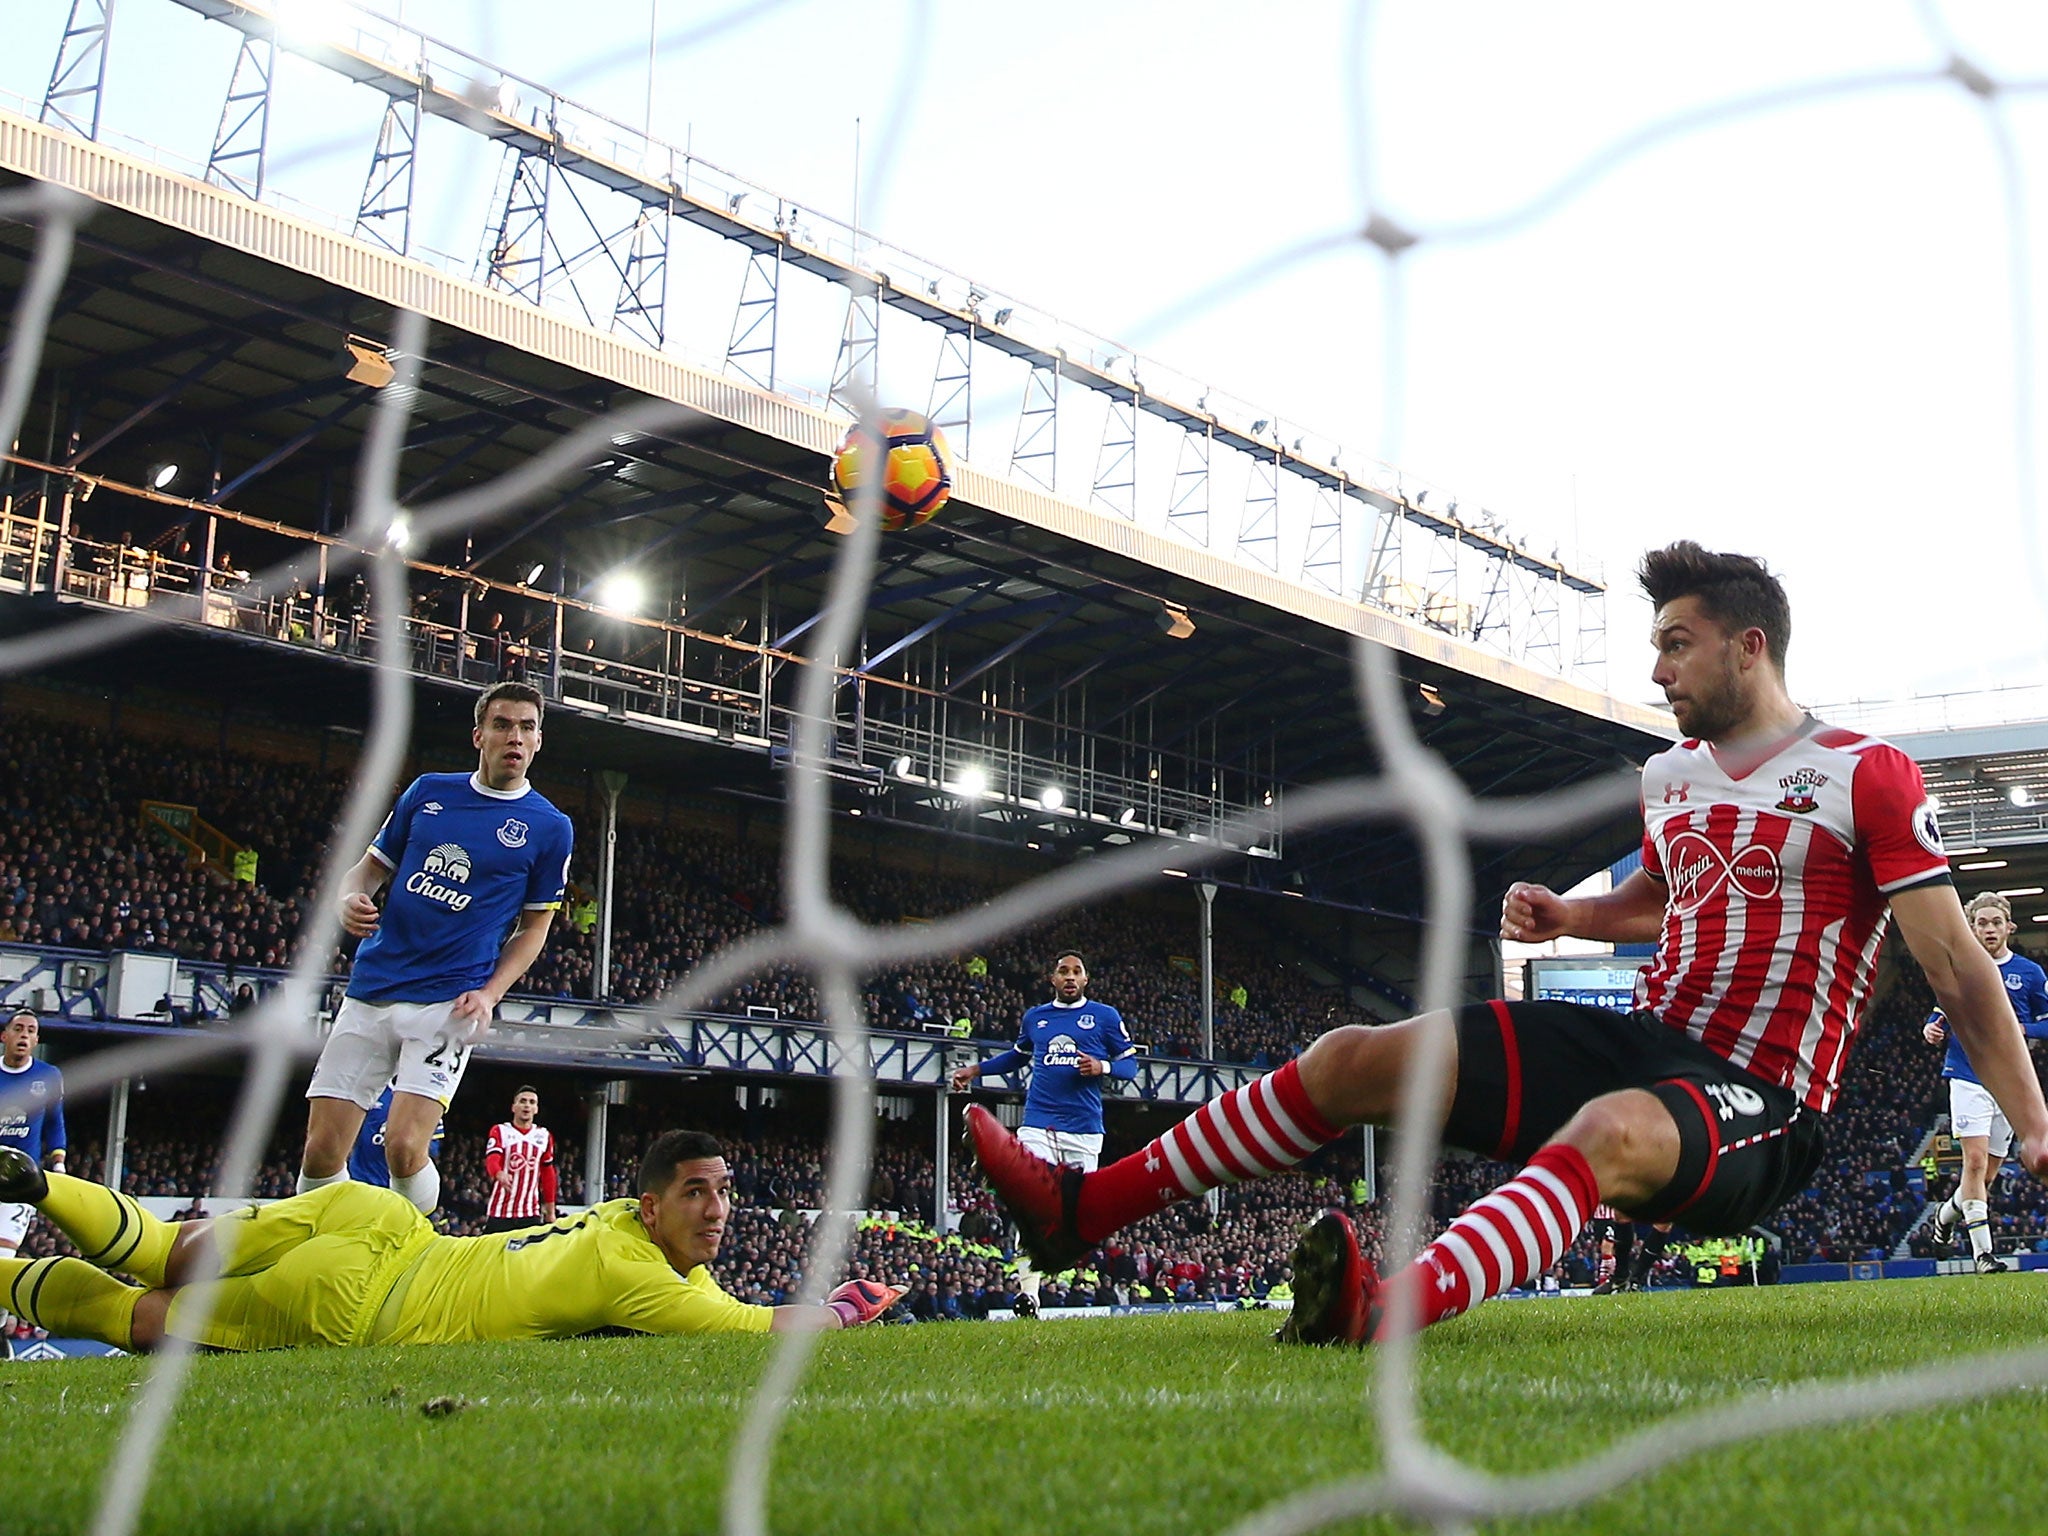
406, 842, 475, 911
421, 843, 472, 882
1042, 1032, 1083, 1068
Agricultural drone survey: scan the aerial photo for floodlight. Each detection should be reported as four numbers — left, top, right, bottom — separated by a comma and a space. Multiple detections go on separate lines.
521, 562, 546, 587
955, 765, 988, 798
596, 570, 644, 616
1037, 785, 1065, 811
343, 335, 395, 388
149, 463, 178, 491
1156, 603, 1195, 640
1417, 683, 1446, 717
2012, 786, 2033, 807
890, 755, 914, 780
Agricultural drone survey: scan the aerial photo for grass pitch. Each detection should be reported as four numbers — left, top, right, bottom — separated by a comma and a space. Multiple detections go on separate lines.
7, 1279, 2048, 1535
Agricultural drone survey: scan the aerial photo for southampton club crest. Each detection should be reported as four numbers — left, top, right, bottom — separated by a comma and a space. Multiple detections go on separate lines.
1776, 766, 1827, 814
497, 818, 529, 849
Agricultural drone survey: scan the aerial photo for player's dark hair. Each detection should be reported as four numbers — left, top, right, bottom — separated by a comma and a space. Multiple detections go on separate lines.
639, 1129, 724, 1195
474, 680, 544, 728
513, 1084, 539, 1101
1638, 541, 1791, 671
1050, 950, 1087, 974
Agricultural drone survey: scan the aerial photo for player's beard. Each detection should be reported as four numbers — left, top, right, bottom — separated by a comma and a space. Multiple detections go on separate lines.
1675, 655, 1746, 742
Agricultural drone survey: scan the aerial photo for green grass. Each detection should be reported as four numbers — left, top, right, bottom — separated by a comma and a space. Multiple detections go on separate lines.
8, 1279, 2048, 1535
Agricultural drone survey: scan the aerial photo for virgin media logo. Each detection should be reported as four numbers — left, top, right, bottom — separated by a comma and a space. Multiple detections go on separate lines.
1666, 829, 1782, 912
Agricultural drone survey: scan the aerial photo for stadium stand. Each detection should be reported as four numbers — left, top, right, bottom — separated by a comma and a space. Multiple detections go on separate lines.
0, 701, 1364, 1061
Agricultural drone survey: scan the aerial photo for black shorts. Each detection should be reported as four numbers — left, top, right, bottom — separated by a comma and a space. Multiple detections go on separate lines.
481, 1213, 547, 1235
1443, 1000, 1825, 1236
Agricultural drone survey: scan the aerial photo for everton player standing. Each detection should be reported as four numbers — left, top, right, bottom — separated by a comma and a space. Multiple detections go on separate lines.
0, 1009, 64, 1353
297, 682, 572, 1215
1922, 892, 2048, 1272
950, 951, 1138, 1313
347, 1080, 446, 1189
971, 542, 2048, 1343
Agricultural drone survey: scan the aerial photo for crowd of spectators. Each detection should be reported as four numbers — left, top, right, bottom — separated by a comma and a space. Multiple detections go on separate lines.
0, 706, 1363, 1063
0, 717, 342, 971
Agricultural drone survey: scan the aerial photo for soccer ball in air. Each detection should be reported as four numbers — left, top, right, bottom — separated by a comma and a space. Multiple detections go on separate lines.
828, 408, 955, 532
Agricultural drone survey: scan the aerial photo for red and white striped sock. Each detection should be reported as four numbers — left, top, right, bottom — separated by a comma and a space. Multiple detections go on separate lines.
1387, 1143, 1598, 1334
1595, 1253, 1616, 1286
1076, 1059, 1343, 1241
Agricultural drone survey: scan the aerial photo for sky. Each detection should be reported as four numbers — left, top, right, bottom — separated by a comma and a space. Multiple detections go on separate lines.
5, 0, 2046, 717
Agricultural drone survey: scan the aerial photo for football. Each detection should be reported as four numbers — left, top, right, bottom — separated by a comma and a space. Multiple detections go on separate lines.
828, 408, 955, 531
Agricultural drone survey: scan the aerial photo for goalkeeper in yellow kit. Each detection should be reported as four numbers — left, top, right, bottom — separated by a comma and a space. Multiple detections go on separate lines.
0, 1130, 899, 1350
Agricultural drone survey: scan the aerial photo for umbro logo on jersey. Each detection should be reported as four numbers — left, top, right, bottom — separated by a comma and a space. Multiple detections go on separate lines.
421, 802, 442, 815
1666, 830, 1782, 914
1775, 767, 1826, 814
497, 818, 529, 849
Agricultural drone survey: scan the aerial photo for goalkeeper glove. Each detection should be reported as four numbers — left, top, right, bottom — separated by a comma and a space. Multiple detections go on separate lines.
825, 1279, 904, 1328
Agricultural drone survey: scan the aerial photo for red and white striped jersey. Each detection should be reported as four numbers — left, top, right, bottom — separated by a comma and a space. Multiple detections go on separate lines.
1636, 720, 1948, 1113
484, 1121, 556, 1220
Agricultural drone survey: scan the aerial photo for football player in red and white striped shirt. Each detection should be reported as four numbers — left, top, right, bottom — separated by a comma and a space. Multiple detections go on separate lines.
970, 541, 2048, 1345
482, 1086, 557, 1234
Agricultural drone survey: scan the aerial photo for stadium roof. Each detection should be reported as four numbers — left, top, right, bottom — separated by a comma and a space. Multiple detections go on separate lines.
0, 119, 1676, 968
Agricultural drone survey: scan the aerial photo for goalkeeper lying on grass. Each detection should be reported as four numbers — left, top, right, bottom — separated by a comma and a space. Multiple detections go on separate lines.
0, 1129, 899, 1351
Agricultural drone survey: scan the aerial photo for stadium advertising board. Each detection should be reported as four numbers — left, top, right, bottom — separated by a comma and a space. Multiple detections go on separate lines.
1524, 956, 1645, 1012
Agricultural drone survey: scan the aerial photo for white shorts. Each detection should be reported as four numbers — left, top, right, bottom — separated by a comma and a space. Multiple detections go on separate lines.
1949, 1078, 2014, 1158
0, 1199, 32, 1249
1018, 1125, 1103, 1173
307, 997, 475, 1110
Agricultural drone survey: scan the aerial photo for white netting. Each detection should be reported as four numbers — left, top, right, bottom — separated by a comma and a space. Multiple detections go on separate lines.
0, 4, 2043, 1534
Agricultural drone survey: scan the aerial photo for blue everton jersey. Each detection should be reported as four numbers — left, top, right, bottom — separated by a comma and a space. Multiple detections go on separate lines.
1933, 950, 2048, 1085
348, 1084, 446, 1185
349, 771, 573, 1004
996, 998, 1139, 1135
0, 1057, 66, 1165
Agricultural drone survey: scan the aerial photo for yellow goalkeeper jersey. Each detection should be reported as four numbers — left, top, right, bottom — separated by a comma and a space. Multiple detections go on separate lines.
372, 1199, 773, 1344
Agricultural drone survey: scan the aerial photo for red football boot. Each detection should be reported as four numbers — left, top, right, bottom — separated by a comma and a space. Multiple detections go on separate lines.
1275, 1210, 1379, 1346
964, 1105, 1090, 1271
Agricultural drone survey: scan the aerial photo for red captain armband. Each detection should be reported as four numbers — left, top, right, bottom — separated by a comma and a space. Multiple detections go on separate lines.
826, 1279, 905, 1328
